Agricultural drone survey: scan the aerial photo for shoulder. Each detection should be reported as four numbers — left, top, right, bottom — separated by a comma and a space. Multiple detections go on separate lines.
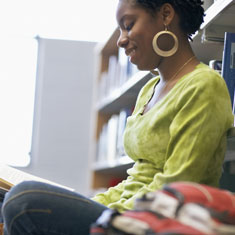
175, 63, 232, 107
184, 63, 226, 89
179, 63, 229, 97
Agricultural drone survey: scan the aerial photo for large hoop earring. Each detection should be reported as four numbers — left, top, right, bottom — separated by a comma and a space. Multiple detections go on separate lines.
152, 26, 178, 57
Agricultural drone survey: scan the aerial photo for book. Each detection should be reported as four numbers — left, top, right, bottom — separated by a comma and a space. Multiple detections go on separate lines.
106, 114, 119, 163
233, 88, 235, 126
0, 164, 74, 196
107, 55, 119, 95
209, 60, 222, 74
221, 32, 235, 107
98, 72, 109, 100
118, 47, 129, 87
96, 123, 108, 163
96, 115, 119, 164
116, 108, 132, 158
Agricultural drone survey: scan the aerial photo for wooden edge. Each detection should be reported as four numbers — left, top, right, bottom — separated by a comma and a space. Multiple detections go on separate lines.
0, 223, 4, 235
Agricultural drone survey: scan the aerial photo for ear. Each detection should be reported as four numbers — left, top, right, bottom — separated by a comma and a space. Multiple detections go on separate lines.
159, 3, 175, 26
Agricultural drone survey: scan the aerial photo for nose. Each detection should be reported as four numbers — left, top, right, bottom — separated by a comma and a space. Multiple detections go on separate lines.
117, 31, 129, 48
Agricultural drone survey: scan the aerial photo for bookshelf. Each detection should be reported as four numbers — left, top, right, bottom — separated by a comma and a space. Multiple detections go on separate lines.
191, 0, 235, 63
90, 0, 235, 192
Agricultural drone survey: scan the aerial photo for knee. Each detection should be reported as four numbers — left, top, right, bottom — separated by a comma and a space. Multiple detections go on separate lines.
2, 181, 46, 220
2, 181, 53, 234
3, 181, 44, 204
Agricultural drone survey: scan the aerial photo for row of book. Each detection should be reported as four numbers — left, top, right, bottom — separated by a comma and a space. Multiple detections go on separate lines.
96, 108, 132, 164
98, 48, 139, 101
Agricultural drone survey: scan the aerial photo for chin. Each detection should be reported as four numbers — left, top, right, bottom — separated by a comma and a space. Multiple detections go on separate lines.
136, 63, 155, 71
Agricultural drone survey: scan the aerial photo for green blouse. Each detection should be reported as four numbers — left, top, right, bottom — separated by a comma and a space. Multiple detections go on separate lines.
92, 63, 234, 212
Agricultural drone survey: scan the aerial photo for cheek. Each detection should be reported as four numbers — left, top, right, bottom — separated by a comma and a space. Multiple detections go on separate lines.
128, 30, 138, 41
130, 30, 153, 52
143, 45, 162, 70
129, 29, 161, 70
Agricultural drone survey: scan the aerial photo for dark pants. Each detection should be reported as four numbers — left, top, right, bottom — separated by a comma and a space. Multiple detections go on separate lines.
1, 181, 107, 235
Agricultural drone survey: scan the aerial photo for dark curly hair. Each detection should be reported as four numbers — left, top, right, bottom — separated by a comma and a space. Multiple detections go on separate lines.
132, 0, 205, 40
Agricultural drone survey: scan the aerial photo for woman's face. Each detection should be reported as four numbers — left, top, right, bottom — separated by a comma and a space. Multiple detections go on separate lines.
116, 0, 164, 70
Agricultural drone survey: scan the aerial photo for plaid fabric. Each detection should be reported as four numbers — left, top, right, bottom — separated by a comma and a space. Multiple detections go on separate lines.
90, 182, 235, 235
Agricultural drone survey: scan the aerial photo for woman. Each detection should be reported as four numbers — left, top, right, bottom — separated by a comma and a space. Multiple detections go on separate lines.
1, 0, 234, 234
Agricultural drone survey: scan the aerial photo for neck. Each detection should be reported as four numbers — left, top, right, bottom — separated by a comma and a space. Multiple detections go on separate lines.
157, 36, 198, 82
158, 53, 198, 83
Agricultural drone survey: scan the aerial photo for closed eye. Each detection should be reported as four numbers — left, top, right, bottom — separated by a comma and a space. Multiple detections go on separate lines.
125, 22, 134, 31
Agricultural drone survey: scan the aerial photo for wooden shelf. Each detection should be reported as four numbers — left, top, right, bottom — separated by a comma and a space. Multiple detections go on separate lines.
97, 71, 153, 113
98, 29, 120, 56
91, 156, 133, 189
201, 0, 235, 30
191, 0, 235, 63
93, 156, 134, 172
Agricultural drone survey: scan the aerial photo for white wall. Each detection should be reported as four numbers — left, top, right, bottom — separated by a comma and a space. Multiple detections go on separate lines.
19, 38, 96, 196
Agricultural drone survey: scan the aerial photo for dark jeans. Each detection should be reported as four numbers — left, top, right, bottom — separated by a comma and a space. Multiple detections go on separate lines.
1, 181, 107, 235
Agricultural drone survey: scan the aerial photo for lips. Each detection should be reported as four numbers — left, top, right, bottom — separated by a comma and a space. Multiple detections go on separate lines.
125, 47, 136, 57
125, 48, 137, 64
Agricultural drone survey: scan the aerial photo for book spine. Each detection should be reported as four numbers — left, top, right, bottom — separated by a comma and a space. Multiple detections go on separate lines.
96, 114, 119, 164
222, 32, 235, 107
233, 88, 235, 127
116, 108, 132, 158
209, 60, 222, 74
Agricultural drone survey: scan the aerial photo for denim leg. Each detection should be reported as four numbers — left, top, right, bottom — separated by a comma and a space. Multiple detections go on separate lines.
2, 181, 107, 235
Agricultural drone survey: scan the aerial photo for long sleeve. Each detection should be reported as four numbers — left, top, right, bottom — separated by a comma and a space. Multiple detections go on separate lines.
92, 161, 153, 211
92, 179, 126, 207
